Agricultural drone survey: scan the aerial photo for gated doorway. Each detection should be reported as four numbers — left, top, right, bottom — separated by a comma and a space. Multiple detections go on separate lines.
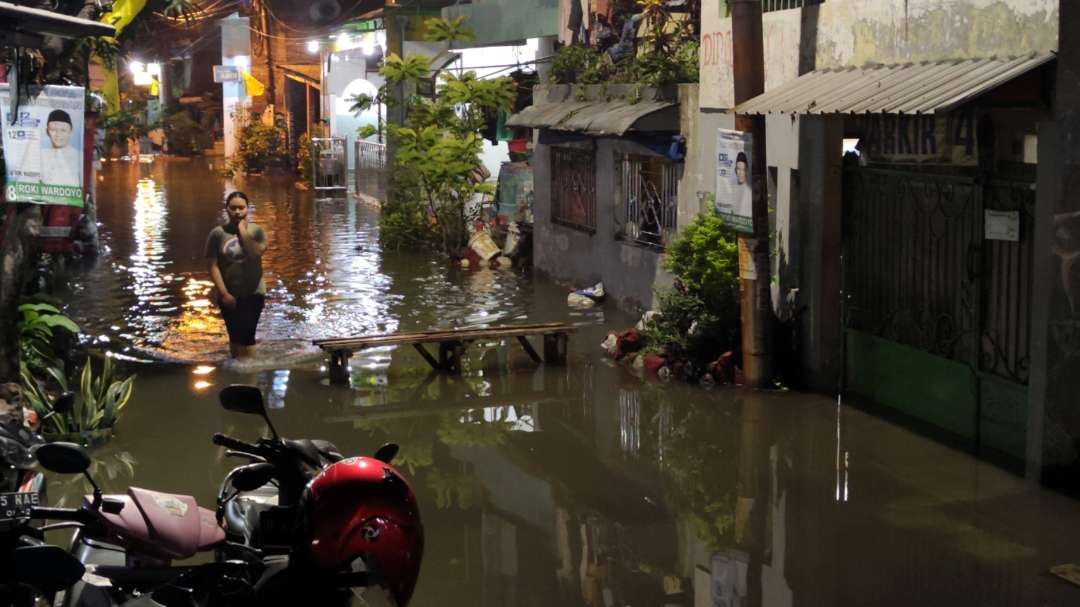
842, 166, 1034, 463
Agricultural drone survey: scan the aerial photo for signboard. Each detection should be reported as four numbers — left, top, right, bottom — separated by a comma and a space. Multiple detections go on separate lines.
0, 84, 85, 207
714, 128, 754, 233
213, 65, 239, 83
985, 210, 1020, 242
852, 111, 977, 165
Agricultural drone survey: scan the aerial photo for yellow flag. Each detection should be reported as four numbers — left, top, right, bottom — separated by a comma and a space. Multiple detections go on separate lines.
99, 0, 147, 41
241, 71, 265, 97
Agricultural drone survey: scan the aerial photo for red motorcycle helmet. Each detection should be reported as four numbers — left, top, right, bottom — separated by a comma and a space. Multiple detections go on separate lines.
304, 457, 424, 606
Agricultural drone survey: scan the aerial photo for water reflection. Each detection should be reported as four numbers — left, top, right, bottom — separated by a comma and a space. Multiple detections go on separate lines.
64, 162, 577, 362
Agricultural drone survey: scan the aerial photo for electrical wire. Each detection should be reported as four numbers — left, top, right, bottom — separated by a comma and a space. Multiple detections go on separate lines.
260, 0, 375, 35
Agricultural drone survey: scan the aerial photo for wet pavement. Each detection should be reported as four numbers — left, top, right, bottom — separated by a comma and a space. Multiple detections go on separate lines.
47, 159, 1080, 606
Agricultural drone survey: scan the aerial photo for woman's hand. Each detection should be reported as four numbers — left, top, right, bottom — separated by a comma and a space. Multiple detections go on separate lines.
220, 292, 238, 309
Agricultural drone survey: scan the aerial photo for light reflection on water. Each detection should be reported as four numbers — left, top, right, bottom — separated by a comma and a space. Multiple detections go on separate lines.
62, 161, 579, 363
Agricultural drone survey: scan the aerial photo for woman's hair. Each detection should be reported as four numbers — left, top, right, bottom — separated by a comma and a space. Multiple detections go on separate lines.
225, 191, 249, 206
736, 152, 748, 165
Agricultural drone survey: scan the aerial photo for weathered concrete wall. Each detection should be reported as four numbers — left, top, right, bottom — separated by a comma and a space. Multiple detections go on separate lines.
443, 0, 560, 47
700, 0, 1059, 109
531, 85, 704, 311
1029, 1, 1080, 491
533, 137, 670, 311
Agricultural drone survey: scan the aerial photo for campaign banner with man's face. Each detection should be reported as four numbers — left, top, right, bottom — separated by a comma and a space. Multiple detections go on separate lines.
715, 128, 753, 234
0, 84, 85, 207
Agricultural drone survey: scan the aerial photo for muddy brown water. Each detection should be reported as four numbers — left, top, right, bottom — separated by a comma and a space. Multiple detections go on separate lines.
45, 160, 1080, 605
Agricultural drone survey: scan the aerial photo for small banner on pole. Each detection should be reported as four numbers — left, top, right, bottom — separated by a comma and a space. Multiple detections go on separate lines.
0, 85, 85, 207
714, 128, 754, 233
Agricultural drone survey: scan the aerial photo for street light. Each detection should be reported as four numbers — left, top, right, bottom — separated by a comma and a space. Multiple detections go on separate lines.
129, 60, 145, 75
147, 62, 161, 76
307, 39, 319, 53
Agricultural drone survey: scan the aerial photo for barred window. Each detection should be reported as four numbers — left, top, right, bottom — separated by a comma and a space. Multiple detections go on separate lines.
551, 147, 596, 232
616, 153, 678, 248
762, 0, 824, 12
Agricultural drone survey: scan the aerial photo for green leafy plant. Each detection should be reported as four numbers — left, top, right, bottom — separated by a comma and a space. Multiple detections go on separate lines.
162, 110, 213, 156
424, 15, 476, 43
373, 17, 517, 256
664, 213, 740, 322
296, 133, 313, 183
231, 116, 289, 174
22, 356, 135, 438
17, 300, 79, 376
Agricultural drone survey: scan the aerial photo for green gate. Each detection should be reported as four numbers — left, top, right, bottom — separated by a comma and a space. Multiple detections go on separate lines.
842, 167, 1034, 462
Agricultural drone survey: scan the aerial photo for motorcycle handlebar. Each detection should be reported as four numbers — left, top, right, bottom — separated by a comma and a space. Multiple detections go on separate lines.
30, 506, 92, 524
212, 433, 260, 454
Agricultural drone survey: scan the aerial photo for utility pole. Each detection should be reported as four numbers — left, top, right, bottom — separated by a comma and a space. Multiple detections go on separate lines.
731, 0, 772, 387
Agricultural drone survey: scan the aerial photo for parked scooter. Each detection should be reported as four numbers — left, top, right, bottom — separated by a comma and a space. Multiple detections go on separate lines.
212, 384, 424, 606
50, 385, 424, 607
0, 392, 76, 510
0, 433, 90, 606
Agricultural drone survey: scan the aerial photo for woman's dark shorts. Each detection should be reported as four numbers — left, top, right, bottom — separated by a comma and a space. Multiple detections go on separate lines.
221, 294, 265, 346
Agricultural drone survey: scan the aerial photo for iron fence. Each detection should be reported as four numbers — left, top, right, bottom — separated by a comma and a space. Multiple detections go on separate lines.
312, 137, 348, 194
354, 140, 387, 201
551, 147, 596, 232
762, 0, 824, 12
617, 153, 678, 248
843, 167, 1035, 385
981, 179, 1035, 384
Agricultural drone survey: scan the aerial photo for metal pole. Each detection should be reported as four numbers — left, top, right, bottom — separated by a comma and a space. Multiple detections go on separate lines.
732, 0, 773, 387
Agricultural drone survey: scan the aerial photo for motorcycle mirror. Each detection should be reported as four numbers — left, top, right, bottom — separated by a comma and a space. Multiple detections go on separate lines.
373, 443, 399, 464
219, 385, 266, 415
53, 392, 76, 415
231, 462, 275, 492
32, 442, 91, 475
11, 545, 86, 593
219, 385, 279, 439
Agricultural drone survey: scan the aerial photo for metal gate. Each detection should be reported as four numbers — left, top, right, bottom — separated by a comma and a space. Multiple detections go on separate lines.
843, 167, 1034, 461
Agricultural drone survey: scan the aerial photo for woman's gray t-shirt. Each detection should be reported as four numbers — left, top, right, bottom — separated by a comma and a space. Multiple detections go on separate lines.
204, 223, 267, 297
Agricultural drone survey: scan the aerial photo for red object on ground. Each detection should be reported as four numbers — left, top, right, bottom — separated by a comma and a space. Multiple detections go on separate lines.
614, 328, 642, 359
508, 138, 529, 153
643, 353, 666, 374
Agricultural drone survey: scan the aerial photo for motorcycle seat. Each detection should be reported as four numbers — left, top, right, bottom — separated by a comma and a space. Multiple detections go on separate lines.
90, 487, 225, 561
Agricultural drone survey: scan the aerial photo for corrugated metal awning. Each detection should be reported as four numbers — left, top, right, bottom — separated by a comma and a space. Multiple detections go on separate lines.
736, 53, 1055, 115
507, 99, 678, 136
0, 1, 115, 39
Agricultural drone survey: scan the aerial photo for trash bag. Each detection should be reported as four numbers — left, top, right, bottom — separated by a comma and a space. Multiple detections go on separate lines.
568, 282, 605, 308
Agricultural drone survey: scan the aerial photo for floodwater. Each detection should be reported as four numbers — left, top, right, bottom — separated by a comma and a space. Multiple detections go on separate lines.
47, 159, 1080, 606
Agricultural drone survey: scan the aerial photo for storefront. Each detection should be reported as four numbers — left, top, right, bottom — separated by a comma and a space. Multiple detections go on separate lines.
738, 54, 1055, 466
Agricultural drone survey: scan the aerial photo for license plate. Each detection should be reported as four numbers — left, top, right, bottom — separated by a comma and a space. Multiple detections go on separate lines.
0, 491, 38, 520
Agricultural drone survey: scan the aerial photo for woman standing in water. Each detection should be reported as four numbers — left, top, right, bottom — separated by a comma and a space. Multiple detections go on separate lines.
206, 191, 268, 359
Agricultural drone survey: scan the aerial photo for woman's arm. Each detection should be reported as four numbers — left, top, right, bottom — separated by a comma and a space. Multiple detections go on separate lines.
208, 257, 236, 308
236, 220, 267, 259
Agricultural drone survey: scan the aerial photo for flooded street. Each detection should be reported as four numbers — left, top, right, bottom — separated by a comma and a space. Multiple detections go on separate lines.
47, 160, 1080, 606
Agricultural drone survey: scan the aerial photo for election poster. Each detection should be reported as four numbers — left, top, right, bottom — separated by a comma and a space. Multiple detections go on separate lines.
715, 128, 753, 233
0, 84, 85, 207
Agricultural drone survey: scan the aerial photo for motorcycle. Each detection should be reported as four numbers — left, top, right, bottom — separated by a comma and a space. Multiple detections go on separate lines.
0, 392, 75, 514
51, 384, 424, 607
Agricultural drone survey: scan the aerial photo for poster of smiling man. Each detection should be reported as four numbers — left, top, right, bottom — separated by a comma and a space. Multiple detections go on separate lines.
715, 128, 753, 233
0, 84, 85, 207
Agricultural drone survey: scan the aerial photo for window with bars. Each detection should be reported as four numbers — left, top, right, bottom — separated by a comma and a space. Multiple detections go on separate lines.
616, 153, 678, 248
762, 0, 824, 12
551, 147, 597, 232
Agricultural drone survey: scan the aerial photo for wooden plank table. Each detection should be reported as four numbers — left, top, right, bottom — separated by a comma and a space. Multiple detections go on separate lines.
313, 323, 574, 384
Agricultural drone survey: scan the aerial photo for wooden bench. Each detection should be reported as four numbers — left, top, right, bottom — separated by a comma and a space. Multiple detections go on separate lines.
313, 323, 575, 384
